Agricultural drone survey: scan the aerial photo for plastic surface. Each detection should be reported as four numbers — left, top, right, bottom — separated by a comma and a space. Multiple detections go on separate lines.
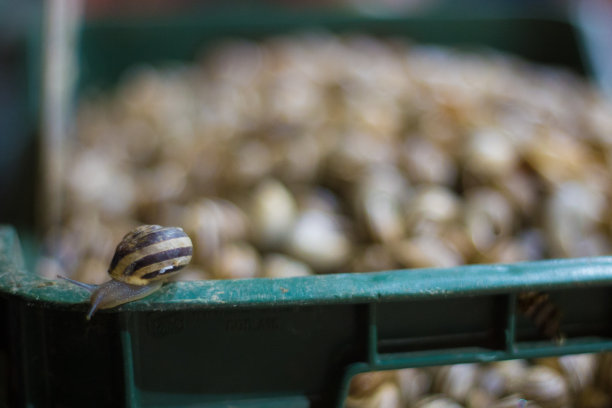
3, 223, 612, 407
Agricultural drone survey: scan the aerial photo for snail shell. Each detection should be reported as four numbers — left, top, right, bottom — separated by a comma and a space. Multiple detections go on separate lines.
432, 363, 479, 404
345, 381, 401, 408
108, 224, 193, 285
59, 225, 193, 319
395, 368, 432, 406
517, 292, 564, 343
518, 366, 570, 408
536, 354, 596, 395
348, 371, 397, 399
262, 253, 313, 278
413, 395, 463, 408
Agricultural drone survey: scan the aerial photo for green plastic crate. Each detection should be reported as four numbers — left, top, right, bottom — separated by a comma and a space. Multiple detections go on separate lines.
4, 226, 612, 407
4, 5, 612, 407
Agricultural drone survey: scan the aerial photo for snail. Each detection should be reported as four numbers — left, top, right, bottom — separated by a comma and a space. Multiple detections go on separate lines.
59, 225, 193, 319
517, 291, 565, 344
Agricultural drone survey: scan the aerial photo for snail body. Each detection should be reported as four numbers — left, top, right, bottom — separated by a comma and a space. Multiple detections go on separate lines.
60, 225, 193, 319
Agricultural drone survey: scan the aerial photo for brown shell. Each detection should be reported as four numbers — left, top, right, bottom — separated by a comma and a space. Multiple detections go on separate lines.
109, 225, 193, 285
519, 366, 570, 408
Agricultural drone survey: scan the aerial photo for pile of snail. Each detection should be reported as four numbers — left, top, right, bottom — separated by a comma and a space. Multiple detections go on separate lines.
346, 353, 612, 408
41, 32, 612, 404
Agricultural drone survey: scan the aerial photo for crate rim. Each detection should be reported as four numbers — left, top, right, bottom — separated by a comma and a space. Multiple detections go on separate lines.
3, 225, 612, 314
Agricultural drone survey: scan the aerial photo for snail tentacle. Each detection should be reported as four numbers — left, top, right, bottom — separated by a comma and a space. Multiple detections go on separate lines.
58, 275, 98, 292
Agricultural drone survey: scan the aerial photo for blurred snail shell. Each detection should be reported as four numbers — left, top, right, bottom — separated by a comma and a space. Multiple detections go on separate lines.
351, 244, 397, 273
250, 179, 297, 249
557, 354, 596, 395
390, 235, 463, 269
536, 354, 596, 395
287, 209, 352, 272
345, 381, 401, 408
59, 225, 193, 319
212, 242, 260, 280
432, 363, 479, 403
465, 388, 496, 408
477, 363, 517, 398
519, 366, 570, 408
413, 395, 463, 408
462, 127, 518, 179
348, 371, 396, 399
395, 368, 432, 406
262, 253, 313, 278
517, 291, 564, 343
490, 395, 541, 408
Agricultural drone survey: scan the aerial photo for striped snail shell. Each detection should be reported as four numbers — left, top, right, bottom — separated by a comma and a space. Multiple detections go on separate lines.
59, 225, 193, 320
517, 291, 565, 343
